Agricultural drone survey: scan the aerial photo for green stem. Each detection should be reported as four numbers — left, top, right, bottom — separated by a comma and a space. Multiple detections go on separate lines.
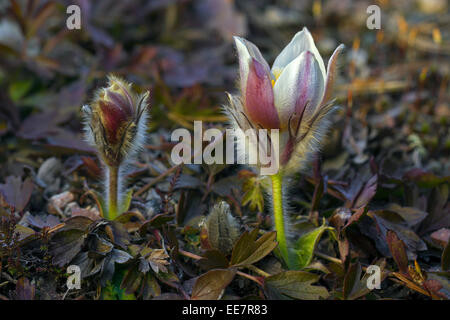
108, 165, 119, 220
270, 172, 289, 264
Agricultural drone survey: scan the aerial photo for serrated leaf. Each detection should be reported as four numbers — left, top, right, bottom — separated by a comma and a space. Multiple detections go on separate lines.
197, 249, 229, 270
241, 175, 264, 212
230, 229, 278, 267
204, 201, 240, 254
121, 264, 143, 295
102, 268, 136, 300
191, 268, 236, 300
293, 224, 334, 270
264, 271, 329, 300
142, 273, 161, 299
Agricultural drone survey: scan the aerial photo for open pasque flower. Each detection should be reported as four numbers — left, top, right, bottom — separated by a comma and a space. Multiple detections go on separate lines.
226, 28, 344, 267
226, 27, 344, 174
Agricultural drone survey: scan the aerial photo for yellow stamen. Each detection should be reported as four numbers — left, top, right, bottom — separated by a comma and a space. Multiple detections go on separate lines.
271, 70, 282, 88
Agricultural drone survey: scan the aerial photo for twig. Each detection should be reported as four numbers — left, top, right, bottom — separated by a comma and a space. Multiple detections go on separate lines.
178, 249, 202, 260
178, 250, 264, 285
134, 164, 182, 197
246, 265, 271, 278
315, 252, 342, 265
236, 271, 263, 286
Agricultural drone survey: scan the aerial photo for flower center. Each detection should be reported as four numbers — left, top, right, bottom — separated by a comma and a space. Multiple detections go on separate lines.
271, 69, 282, 87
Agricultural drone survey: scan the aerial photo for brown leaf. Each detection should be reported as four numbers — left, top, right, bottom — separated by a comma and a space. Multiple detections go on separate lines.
197, 249, 229, 270
442, 237, 450, 271
191, 268, 236, 300
15, 277, 35, 300
0, 176, 34, 212
431, 228, 450, 248
50, 229, 87, 267
264, 271, 329, 300
386, 230, 409, 274
353, 174, 377, 209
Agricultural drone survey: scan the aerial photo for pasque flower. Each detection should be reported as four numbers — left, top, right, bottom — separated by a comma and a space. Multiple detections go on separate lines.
227, 27, 344, 172
225, 27, 344, 266
82, 75, 150, 219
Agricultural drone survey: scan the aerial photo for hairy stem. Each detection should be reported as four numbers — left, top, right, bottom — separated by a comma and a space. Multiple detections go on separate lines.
270, 172, 289, 264
108, 165, 119, 220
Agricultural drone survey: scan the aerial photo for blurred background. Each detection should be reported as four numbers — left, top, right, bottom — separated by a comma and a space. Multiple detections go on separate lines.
0, 0, 448, 191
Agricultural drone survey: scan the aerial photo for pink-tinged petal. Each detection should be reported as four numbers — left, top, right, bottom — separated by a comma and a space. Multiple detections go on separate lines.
245, 58, 280, 129
273, 51, 325, 128
107, 91, 133, 116
272, 27, 326, 84
234, 36, 272, 97
99, 101, 129, 144
321, 44, 345, 106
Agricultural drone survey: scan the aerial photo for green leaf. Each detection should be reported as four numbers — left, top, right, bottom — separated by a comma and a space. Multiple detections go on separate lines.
264, 270, 329, 300
230, 229, 278, 267
91, 190, 107, 218
191, 269, 236, 300
9, 80, 33, 102
293, 223, 334, 270
241, 175, 265, 212
119, 189, 133, 215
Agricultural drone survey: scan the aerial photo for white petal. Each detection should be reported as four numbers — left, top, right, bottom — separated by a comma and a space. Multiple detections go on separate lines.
271, 27, 326, 85
234, 36, 272, 94
273, 51, 325, 127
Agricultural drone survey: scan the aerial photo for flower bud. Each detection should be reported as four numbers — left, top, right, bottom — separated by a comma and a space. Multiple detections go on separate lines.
82, 75, 149, 167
